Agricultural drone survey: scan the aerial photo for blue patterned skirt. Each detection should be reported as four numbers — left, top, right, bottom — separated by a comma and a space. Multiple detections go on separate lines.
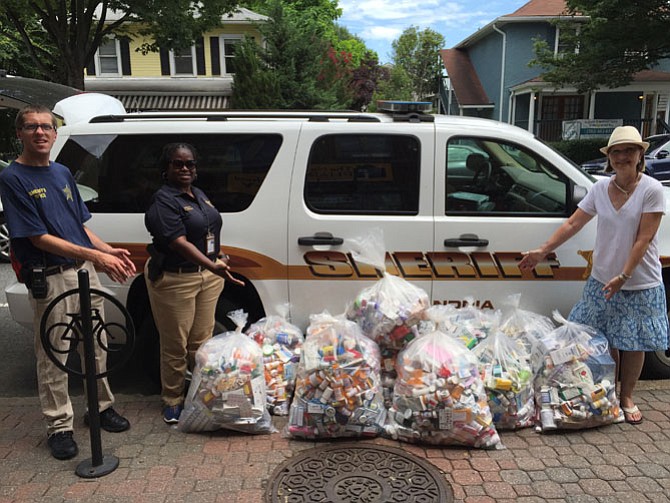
569, 276, 669, 351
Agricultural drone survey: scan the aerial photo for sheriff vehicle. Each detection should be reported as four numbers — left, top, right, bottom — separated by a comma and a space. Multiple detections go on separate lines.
5, 95, 670, 378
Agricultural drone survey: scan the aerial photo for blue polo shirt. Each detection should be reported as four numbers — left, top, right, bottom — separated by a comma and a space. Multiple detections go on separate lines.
0, 160, 93, 268
145, 184, 222, 269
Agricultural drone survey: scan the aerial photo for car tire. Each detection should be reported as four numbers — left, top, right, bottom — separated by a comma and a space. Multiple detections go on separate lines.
642, 350, 670, 380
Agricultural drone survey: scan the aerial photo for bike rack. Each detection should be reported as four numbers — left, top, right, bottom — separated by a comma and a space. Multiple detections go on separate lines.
40, 269, 135, 478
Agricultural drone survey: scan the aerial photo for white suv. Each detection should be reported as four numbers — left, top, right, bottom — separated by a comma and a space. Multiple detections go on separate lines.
5, 96, 670, 378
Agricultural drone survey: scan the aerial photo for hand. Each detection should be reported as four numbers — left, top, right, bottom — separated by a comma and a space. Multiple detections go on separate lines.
212, 260, 245, 286
519, 249, 547, 270
107, 247, 137, 275
95, 250, 135, 283
602, 275, 625, 301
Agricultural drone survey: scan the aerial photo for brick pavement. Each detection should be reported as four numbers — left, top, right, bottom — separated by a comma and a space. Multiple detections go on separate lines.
0, 380, 669, 503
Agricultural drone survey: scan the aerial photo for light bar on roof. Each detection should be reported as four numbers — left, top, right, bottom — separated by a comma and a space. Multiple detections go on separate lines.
377, 100, 432, 113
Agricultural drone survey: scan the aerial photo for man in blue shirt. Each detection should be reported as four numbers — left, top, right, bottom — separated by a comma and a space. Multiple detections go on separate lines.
0, 104, 136, 460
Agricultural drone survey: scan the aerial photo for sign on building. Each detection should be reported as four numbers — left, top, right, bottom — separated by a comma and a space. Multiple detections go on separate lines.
562, 119, 623, 140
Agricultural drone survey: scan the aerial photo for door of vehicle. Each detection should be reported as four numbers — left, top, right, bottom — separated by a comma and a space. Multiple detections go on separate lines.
287, 121, 435, 329
433, 132, 596, 318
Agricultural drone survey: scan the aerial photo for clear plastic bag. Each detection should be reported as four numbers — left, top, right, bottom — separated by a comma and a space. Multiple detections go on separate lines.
179, 310, 274, 434
245, 304, 304, 415
386, 323, 503, 448
345, 228, 429, 349
534, 311, 620, 431
286, 312, 386, 439
499, 294, 555, 366
473, 325, 535, 430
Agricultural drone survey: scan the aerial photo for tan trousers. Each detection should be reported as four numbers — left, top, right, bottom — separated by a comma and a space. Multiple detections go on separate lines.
145, 262, 224, 406
30, 261, 114, 436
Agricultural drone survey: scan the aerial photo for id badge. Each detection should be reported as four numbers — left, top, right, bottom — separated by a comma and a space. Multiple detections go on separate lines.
206, 232, 216, 255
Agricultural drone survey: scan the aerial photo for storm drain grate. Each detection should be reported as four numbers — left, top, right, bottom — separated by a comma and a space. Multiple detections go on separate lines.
265, 443, 453, 503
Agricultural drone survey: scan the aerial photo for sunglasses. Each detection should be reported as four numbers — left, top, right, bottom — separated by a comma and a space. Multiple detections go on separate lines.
170, 159, 197, 169
22, 123, 55, 132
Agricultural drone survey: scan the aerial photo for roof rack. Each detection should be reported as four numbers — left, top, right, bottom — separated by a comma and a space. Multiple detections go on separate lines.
88, 111, 382, 123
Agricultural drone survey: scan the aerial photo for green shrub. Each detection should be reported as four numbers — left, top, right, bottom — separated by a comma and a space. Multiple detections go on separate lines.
548, 138, 604, 165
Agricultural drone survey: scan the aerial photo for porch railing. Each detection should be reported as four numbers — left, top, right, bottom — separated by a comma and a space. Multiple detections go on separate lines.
515, 118, 662, 142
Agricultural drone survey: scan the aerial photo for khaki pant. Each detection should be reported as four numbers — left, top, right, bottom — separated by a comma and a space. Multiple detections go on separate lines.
145, 262, 224, 406
31, 261, 114, 436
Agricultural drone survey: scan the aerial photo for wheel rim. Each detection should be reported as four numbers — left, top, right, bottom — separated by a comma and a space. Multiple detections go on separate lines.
0, 223, 9, 260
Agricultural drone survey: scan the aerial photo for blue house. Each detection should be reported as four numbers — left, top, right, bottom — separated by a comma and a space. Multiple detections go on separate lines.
440, 0, 670, 141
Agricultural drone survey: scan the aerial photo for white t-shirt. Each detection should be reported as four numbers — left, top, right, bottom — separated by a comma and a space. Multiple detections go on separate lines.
578, 174, 665, 290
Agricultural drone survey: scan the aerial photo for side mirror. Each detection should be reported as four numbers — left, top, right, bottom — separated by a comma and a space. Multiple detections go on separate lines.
656, 150, 669, 159
572, 185, 588, 207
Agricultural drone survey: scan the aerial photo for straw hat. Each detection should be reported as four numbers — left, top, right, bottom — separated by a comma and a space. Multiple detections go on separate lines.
600, 126, 649, 155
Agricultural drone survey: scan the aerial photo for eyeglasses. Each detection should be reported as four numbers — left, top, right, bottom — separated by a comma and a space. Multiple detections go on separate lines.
21, 123, 55, 132
170, 159, 197, 169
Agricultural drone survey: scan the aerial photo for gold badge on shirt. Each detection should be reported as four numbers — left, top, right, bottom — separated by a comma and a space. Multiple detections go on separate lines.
63, 184, 73, 201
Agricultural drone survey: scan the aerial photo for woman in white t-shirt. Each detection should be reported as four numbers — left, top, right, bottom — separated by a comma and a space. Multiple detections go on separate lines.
520, 126, 669, 426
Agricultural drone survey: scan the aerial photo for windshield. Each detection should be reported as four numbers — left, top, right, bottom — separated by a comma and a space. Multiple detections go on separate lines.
647, 135, 670, 152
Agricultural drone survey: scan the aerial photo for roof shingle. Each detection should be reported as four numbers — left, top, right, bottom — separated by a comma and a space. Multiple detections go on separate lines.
508, 0, 568, 17
440, 49, 491, 106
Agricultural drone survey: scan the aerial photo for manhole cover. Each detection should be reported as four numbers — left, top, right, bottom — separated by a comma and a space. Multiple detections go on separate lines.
265, 443, 453, 503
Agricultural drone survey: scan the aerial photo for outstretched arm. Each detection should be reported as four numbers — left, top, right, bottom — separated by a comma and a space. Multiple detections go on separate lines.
519, 208, 593, 270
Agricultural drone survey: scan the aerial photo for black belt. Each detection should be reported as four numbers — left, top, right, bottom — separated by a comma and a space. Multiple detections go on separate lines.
44, 260, 85, 276
163, 264, 206, 273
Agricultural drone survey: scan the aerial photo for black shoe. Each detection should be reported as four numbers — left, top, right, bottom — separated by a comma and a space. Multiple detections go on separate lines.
47, 431, 78, 460
84, 407, 130, 432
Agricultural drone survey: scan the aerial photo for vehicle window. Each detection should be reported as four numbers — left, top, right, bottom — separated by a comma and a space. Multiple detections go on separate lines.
305, 134, 420, 215
56, 133, 282, 213
446, 137, 569, 215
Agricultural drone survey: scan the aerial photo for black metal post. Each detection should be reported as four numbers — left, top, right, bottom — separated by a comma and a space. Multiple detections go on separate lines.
74, 269, 119, 478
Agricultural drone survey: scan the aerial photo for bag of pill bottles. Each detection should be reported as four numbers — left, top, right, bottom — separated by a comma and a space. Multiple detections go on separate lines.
179, 310, 274, 434
245, 304, 304, 415
386, 319, 503, 449
473, 324, 535, 430
285, 311, 387, 439
499, 293, 555, 366
533, 311, 620, 432
424, 300, 496, 350
345, 227, 429, 349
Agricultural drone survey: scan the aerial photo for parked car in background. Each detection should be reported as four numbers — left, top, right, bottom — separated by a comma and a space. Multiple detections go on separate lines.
581, 133, 670, 184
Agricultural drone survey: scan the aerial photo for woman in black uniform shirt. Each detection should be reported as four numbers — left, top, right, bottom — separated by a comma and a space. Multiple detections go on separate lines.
145, 142, 242, 423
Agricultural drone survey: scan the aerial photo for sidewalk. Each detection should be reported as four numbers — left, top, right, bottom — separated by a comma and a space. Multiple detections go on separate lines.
1, 380, 669, 503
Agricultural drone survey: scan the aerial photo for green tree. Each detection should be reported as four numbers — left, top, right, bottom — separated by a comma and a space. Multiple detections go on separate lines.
0, 16, 58, 80
232, 0, 349, 109
331, 24, 370, 68
391, 26, 445, 100
230, 37, 281, 108
532, 0, 670, 93
0, 0, 239, 89
368, 65, 413, 111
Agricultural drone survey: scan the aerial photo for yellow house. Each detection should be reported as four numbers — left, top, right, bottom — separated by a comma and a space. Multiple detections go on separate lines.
85, 7, 267, 111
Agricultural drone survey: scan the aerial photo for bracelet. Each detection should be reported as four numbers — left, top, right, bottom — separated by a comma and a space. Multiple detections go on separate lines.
619, 272, 631, 282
